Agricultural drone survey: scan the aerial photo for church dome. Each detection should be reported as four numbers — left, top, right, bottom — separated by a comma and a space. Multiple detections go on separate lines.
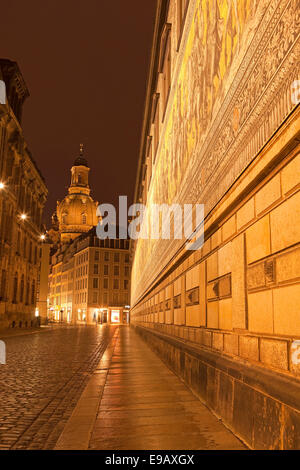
57, 194, 98, 233
73, 155, 88, 167
56, 144, 99, 243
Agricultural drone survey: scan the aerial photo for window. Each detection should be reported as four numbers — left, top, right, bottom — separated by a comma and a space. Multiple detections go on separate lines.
94, 251, 99, 261
103, 292, 108, 304
124, 266, 129, 277
92, 291, 98, 304
62, 212, 68, 224
114, 253, 119, 263
19, 275, 24, 303
125, 254, 129, 264
94, 264, 99, 275
93, 278, 98, 289
16, 231, 21, 254
12, 273, 18, 303
23, 236, 27, 258
103, 278, 108, 289
124, 280, 129, 290
25, 280, 30, 305
104, 252, 109, 261
82, 213, 87, 225
113, 279, 119, 290
29, 241, 32, 263
104, 265, 109, 276
114, 265, 119, 276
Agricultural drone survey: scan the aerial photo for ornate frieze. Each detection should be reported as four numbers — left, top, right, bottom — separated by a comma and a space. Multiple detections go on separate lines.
132, 0, 300, 305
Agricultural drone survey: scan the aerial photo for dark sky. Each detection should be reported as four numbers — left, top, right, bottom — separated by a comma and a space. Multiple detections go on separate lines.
0, 0, 156, 225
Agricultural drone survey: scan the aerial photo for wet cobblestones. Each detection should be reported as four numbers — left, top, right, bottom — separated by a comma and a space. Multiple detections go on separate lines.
0, 325, 117, 450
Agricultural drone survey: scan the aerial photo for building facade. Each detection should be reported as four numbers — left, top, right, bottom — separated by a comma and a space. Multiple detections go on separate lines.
131, 0, 300, 449
48, 228, 130, 324
0, 59, 48, 328
36, 243, 51, 324
48, 154, 130, 324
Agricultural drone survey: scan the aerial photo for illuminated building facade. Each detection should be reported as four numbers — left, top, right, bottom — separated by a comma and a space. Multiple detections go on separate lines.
48, 227, 130, 324
0, 59, 48, 328
49, 155, 130, 324
131, 0, 300, 449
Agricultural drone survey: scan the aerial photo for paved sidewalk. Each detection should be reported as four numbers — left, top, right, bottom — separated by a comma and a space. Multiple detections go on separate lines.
56, 326, 245, 450
0, 324, 117, 450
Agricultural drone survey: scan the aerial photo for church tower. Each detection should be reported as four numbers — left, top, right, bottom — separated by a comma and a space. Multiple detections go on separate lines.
56, 145, 98, 243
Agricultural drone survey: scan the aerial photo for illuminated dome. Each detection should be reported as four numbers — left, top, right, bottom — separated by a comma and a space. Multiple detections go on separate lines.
56, 145, 98, 243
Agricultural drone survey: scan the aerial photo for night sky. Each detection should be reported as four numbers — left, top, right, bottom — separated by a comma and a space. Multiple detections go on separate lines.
0, 0, 157, 224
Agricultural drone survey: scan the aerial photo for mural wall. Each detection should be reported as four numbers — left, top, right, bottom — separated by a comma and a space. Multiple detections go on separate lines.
132, 0, 300, 306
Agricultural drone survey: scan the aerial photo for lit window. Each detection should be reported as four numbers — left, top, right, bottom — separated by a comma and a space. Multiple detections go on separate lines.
111, 310, 120, 323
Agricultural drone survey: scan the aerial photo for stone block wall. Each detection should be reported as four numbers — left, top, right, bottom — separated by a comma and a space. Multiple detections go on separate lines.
131, 109, 300, 449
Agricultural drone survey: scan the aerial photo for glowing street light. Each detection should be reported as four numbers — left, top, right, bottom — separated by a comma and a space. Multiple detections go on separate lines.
0, 182, 5, 190
40, 234, 46, 241
20, 213, 27, 220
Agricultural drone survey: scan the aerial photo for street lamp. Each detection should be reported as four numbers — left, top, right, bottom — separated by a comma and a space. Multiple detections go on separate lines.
20, 213, 27, 221
40, 234, 46, 241
0, 182, 5, 190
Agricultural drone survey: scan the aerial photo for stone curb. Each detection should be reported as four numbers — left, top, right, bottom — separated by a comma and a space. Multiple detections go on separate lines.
54, 327, 120, 450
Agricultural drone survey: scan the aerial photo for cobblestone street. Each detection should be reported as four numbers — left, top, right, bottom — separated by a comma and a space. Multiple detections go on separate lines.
0, 325, 117, 450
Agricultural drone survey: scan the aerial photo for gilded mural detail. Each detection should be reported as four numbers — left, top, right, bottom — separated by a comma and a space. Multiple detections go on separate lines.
157, 0, 261, 208
132, 0, 300, 305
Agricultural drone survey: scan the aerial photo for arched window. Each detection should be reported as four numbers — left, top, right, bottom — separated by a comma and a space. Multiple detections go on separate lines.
81, 213, 87, 225
62, 212, 68, 224
16, 231, 21, 253
0, 270, 6, 300
31, 280, 35, 305
78, 173, 82, 184
29, 241, 32, 263
20, 275, 24, 303
25, 280, 30, 305
23, 236, 27, 258
12, 273, 18, 303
